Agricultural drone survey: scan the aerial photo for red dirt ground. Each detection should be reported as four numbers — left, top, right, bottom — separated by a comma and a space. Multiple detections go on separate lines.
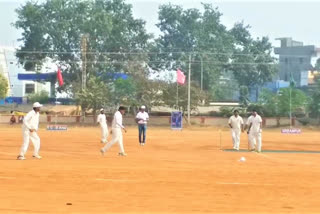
0, 125, 320, 214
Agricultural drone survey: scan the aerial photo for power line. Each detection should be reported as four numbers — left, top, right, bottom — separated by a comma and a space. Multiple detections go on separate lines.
12, 50, 314, 58
5, 58, 276, 65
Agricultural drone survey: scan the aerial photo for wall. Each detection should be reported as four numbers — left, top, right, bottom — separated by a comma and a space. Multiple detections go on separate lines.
0, 114, 298, 128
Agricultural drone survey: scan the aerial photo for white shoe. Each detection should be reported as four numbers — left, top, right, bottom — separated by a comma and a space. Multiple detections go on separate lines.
17, 155, 26, 160
118, 152, 127, 156
32, 155, 42, 159
100, 149, 105, 156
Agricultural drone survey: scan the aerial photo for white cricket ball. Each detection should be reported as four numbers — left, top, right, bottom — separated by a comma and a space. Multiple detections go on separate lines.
239, 157, 246, 162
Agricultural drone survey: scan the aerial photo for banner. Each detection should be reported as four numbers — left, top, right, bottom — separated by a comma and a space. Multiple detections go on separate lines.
47, 125, 68, 131
171, 111, 182, 130
281, 128, 301, 134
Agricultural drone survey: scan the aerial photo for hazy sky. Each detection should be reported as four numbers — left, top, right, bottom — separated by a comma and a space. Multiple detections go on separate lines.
0, 0, 319, 48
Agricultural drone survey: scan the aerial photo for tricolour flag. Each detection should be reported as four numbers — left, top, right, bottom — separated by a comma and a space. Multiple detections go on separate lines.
177, 69, 186, 85
57, 67, 64, 86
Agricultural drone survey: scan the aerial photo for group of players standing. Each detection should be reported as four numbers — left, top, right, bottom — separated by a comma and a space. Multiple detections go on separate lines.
228, 109, 263, 152
17, 103, 149, 160
16, 102, 262, 160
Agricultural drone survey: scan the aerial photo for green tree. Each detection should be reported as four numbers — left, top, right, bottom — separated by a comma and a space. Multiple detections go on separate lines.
315, 58, 320, 70
14, 0, 151, 94
309, 80, 320, 123
28, 90, 49, 104
162, 82, 206, 116
150, 3, 233, 94
0, 73, 8, 99
258, 88, 278, 117
277, 88, 307, 117
229, 22, 277, 87
110, 77, 137, 107
239, 85, 250, 107
75, 76, 109, 123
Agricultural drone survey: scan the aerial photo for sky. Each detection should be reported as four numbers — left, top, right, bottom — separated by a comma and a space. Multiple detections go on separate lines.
0, 0, 319, 49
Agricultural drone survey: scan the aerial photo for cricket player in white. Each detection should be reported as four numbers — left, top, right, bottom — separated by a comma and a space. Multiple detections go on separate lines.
136, 105, 149, 146
100, 106, 127, 156
246, 110, 263, 152
228, 110, 244, 150
17, 102, 43, 160
97, 108, 108, 143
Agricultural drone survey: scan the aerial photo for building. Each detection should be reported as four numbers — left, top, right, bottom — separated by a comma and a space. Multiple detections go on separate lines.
0, 46, 53, 104
274, 38, 317, 87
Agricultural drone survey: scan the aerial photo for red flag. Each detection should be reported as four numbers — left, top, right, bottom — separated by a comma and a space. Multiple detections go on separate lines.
176, 69, 186, 85
57, 68, 64, 86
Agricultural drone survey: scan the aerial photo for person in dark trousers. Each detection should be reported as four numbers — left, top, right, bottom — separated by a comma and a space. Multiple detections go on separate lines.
135, 106, 149, 146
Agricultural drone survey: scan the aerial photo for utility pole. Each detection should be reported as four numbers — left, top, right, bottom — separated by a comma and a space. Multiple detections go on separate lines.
81, 34, 88, 122
187, 54, 191, 125
81, 34, 88, 91
200, 55, 203, 91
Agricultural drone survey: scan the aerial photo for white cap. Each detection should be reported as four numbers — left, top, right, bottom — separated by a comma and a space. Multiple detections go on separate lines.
100, 108, 104, 112
33, 102, 43, 108
141, 105, 146, 109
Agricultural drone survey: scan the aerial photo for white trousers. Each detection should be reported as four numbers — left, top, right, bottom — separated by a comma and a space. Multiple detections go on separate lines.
102, 128, 124, 153
100, 124, 108, 143
249, 131, 262, 152
231, 130, 241, 150
20, 127, 40, 156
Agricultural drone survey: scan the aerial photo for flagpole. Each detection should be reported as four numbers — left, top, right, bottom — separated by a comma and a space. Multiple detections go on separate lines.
187, 54, 191, 126
176, 81, 179, 110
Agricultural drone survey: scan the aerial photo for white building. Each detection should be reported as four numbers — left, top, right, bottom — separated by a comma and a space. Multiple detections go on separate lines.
0, 46, 52, 100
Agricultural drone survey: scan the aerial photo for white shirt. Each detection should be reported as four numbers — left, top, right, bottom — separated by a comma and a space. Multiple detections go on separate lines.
112, 111, 124, 129
247, 115, 262, 133
97, 113, 107, 126
23, 110, 40, 131
228, 115, 244, 131
136, 111, 149, 124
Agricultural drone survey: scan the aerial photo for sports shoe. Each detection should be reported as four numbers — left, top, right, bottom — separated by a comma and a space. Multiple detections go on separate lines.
17, 155, 26, 160
100, 149, 105, 156
142, 143, 145, 146
32, 155, 42, 159
118, 152, 127, 156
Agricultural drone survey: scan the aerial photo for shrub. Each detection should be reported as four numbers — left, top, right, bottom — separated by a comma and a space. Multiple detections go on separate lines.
28, 90, 49, 104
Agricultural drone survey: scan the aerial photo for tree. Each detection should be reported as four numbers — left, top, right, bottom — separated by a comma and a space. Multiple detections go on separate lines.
109, 77, 137, 107
28, 90, 49, 104
257, 88, 307, 118
229, 22, 277, 88
315, 58, 320, 70
14, 0, 151, 95
150, 3, 233, 96
309, 80, 320, 123
75, 76, 109, 123
0, 73, 8, 99
162, 83, 206, 116
258, 88, 278, 117
277, 88, 308, 117
239, 86, 250, 108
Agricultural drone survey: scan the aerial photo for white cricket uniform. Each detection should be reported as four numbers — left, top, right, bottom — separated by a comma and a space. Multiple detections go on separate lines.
228, 115, 244, 150
102, 111, 125, 153
136, 112, 149, 124
247, 115, 263, 152
19, 110, 41, 156
97, 113, 108, 143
